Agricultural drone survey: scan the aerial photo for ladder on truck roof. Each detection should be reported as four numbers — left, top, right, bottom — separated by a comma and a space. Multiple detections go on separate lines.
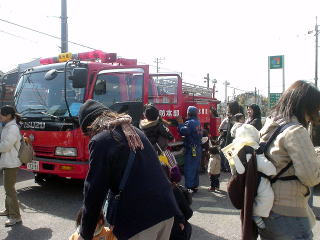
182, 82, 213, 98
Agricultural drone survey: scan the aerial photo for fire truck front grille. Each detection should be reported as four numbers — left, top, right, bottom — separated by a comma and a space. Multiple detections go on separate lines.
34, 146, 55, 154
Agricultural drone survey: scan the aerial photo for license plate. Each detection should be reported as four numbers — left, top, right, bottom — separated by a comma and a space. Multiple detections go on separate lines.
27, 160, 39, 171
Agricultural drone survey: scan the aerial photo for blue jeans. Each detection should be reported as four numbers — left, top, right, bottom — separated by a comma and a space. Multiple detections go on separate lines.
259, 212, 313, 240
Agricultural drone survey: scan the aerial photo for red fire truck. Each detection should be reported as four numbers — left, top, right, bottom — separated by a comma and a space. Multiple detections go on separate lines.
16, 50, 220, 182
147, 74, 220, 142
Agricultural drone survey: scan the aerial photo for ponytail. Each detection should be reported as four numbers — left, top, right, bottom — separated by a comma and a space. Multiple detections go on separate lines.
15, 113, 22, 124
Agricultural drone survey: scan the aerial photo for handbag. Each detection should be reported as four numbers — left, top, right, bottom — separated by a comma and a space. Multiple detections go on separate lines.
18, 135, 34, 164
106, 151, 136, 225
13, 124, 34, 164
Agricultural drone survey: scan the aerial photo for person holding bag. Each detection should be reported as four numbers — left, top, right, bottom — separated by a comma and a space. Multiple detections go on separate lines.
76, 100, 181, 240
259, 81, 320, 240
139, 104, 174, 154
0, 105, 22, 226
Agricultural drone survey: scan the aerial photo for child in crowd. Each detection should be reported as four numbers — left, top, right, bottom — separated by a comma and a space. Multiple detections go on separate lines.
201, 129, 211, 173
230, 113, 245, 138
207, 146, 221, 192
69, 208, 117, 240
222, 124, 276, 229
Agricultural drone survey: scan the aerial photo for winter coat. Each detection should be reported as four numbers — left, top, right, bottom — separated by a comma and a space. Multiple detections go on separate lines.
245, 118, 262, 131
0, 119, 21, 169
80, 126, 181, 240
260, 116, 320, 227
207, 154, 221, 175
178, 117, 202, 149
218, 117, 234, 147
139, 118, 174, 151
230, 122, 244, 138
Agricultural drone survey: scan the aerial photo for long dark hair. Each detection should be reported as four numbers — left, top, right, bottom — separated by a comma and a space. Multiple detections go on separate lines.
227, 101, 244, 116
273, 80, 320, 127
248, 104, 261, 119
0, 105, 21, 123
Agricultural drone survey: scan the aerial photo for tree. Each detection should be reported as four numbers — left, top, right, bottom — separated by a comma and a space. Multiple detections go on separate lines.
235, 92, 269, 117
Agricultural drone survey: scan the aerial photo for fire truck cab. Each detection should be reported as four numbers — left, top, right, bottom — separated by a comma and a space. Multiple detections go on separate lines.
17, 51, 149, 181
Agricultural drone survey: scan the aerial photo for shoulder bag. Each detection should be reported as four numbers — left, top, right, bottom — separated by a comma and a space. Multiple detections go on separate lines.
106, 151, 136, 226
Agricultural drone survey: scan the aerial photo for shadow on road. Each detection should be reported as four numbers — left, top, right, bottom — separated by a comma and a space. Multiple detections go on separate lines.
4, 225, 52, 240
191, 224, 229, 240
190, 172, 240, 216
17, 179, 83, 220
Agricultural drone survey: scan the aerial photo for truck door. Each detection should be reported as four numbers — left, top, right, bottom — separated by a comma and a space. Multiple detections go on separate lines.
90, 67, 148, 126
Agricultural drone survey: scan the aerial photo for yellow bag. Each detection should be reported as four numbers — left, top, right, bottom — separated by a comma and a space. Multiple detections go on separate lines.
159, 154, 169, 166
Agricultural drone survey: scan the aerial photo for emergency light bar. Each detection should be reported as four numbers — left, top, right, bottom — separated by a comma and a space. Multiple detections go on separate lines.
40, 50, 121, 65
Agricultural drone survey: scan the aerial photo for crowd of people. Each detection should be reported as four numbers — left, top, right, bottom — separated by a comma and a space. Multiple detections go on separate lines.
0, 80, 320, 240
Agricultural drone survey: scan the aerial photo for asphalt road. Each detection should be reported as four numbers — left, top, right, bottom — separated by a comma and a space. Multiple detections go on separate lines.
0, 170, 319, 240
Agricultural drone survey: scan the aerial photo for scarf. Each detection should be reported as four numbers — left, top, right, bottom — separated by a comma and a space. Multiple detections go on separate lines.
89, 112, 144, 151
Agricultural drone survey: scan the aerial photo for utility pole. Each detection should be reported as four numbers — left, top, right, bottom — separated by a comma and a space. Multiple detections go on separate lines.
61, 0, 68, 53
154, 57, 165, 74
212, 78, 217, 98
223, 80, 230, 103
204, 73, 210, 88
316, 17, 318, 87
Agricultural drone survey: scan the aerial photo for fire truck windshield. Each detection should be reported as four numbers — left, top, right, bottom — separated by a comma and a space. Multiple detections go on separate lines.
93, 68, 144, 107
148, 76, 178, 104
15, 71, 85, 117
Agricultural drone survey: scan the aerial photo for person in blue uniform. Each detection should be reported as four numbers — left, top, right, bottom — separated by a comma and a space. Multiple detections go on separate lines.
177, 106, 202, 193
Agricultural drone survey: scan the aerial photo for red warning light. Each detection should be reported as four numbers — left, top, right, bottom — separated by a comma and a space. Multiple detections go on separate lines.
117, 58, 137, 65
40, 57, 59, 65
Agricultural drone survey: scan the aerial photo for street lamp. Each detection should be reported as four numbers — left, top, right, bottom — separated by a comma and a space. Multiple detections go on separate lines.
224, 81, 230, 103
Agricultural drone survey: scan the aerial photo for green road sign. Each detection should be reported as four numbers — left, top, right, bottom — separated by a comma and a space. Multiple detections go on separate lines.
269, 55, 284, 69
269, 93, 282, 107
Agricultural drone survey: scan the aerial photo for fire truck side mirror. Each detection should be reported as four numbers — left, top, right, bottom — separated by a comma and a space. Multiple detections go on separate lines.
94, 79, 106, 95
69, 68, 88, 88
45, 69, 58, 81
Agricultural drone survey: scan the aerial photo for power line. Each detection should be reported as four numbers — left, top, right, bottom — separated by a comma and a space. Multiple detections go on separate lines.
0, 18, 96, 50
0, 29, 38, 43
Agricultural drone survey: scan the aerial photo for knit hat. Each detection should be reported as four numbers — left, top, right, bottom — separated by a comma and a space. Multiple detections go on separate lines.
78, 99, 109, 133
145, 105, 159, 121
187, 106, 198, 117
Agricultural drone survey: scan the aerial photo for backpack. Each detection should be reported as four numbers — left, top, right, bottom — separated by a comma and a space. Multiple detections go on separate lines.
18, 134, 34, 164
227, 122, 299, 209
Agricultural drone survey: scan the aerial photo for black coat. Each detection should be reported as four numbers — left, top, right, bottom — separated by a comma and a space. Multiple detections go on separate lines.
80, 126, 181, 240
140, 119, 174, 151
247, 118, 262, 131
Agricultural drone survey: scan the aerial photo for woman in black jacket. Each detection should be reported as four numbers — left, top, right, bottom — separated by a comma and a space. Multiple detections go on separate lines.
245, 104, 262, 131
77, 100, 181, 240
140, 104, 174, 153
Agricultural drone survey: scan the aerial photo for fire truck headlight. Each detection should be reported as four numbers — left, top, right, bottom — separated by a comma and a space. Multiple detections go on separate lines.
55, 147, 77, 157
